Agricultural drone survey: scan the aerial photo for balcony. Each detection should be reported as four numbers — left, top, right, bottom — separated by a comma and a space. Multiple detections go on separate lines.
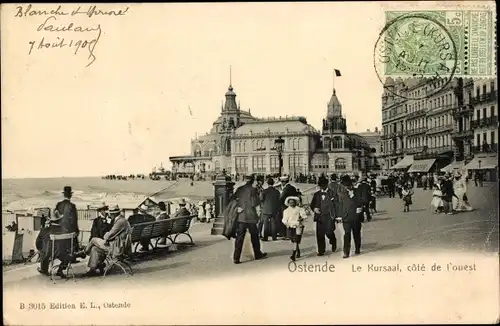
471, 143, 498, 154
407, 109, 426, 119
452, 129, 474, 139
405, 127, 427, 136
406, 146, 425, 154
426, 124, 454, 135
415, 146, 454, 159
472, 92, 497, 104
426, 104, 454, 116
471, 116, 498, 129
452, 105, 474, 118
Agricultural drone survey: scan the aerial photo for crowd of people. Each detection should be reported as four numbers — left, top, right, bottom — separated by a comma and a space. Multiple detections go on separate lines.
222, 173, 377, 263
35, 186, 196, 278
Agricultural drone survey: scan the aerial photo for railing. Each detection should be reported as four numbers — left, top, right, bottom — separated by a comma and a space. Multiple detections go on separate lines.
471, 143, 498, 154
452, 105, 474, 118
471, 116, 498, 129
407, 109, 426, 119
406, 146, 425, 154
426, 124, 454, 135
472, 92, 497, 104
452, 130, 474, 139
415, 146, 454, 159
405, 127, 427, 136
427, 104, 454, 116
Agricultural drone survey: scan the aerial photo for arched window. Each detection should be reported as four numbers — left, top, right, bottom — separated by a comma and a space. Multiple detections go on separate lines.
335, 158, 346, 170
242, 141, 246, 152
214, 161, 220, 172
332, 136, 342, 149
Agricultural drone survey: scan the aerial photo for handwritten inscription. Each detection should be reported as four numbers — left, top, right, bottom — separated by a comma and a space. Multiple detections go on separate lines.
15, 4, 129, 67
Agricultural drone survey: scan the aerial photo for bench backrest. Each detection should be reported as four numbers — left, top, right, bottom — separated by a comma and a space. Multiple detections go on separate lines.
170, 215, 194, 234
130, 219, 173, 243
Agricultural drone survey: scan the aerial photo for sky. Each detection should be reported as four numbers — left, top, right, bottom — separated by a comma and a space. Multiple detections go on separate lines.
2, 2, 409, 178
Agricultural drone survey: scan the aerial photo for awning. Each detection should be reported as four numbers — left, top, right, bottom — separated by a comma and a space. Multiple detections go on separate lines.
465, 156, 498, 170
390, 155, 414, 170
408, 159, 436, 173
441, 161, 465, 172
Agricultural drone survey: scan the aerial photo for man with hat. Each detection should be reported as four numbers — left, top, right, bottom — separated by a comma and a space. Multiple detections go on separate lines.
129, 204, 156, 250
337, 174, 363, 258
231, 173, 267, 264
355, 175, 373, 222
77, 204, 131, 276
259, 177, 281, 241
54, 186, 80, 262
310, 175, 337, 256
90, 203, 112, 241
174, 198, 191, 218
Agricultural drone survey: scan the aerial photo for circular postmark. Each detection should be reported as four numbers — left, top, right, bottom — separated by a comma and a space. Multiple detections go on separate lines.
374, 13, 458, 100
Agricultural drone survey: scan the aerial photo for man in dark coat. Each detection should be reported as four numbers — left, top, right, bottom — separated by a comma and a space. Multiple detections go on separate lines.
232, 174, 267, 264
174, 199, 191, 217
355, 176, 372, 222
259, 178, 281, 241
310, 175, 337, 256
337, 175, 363, 258
129, 205, 155, 250
90, 203, 112, 241
53, 186, 80, 263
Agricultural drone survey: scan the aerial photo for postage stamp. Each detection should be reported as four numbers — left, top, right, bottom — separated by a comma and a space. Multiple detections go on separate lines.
374, 10, 496, 79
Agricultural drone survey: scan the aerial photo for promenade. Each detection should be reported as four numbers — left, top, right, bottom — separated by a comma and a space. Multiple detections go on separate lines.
4, 182, 498, 288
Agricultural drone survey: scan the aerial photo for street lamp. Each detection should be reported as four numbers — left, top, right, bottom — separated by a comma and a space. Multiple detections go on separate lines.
293, 147, 296, 178
274, 136, 285, 177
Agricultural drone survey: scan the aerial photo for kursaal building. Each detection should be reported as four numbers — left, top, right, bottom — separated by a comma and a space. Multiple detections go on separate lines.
170, 80, 379, 177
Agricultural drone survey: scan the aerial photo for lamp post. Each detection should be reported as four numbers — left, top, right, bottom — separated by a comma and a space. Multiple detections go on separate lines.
293, 147, 297, 178
274, 136, 285, 177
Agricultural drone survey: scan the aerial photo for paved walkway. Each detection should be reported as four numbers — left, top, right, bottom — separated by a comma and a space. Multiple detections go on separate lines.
4, 182, 498, 289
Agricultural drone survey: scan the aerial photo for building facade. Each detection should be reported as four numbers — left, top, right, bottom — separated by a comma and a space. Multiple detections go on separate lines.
380, 77, 498, 176
357, 127, 383, 170
170, 81, 375, 177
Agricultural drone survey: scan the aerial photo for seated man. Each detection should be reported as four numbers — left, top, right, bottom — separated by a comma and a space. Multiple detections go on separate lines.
89, 203, 112, 241
128, 205, 155, 251
76, 205, 131, 276
174, 199, 191, 218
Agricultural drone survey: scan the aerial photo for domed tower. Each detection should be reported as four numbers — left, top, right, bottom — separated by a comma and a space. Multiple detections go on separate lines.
218, 66, 241, 155
322, 88, 347, 134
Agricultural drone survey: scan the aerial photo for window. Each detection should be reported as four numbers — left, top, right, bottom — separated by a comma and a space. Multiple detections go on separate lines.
476, 110, 480, 121
214, 161, 220, 173
483, 108, 487, 119
483, 85, 487, 95
476, 134, 481, 147
483, 133, 487, 142
491, 131, 496, 145
476, 87, 480, 98
491, 80, 495, 93
335, 158, 346, 170
491, 106, 496, 117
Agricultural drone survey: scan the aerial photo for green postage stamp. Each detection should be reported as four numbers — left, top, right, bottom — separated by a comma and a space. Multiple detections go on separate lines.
374, 10, 496, 78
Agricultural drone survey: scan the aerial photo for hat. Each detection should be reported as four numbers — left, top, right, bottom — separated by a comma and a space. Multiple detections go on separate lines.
256, 175, 264, 182
62, 186, 73, 194
285, 196, 300, 206
179, 198, 187, 206
108, 204, 121, 214
279, 176, 289, 182
318, 176, 328, 187
96, 202, 108, 211
330, 173, 338, 181
340, 175, 353, 187
244, 173, 256, 180
138, 204, 149, 213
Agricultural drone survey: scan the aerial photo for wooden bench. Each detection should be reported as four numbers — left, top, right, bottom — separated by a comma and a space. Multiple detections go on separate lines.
130, 215, 195, 252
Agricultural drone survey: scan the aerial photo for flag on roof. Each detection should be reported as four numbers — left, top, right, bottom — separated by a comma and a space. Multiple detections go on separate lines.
334, 69, 342, 77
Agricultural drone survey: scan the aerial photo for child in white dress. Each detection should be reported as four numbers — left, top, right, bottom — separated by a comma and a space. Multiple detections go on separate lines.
282, 196, 309, 261
431, 184, 444, 213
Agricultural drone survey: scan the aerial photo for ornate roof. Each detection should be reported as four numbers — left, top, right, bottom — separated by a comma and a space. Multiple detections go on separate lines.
327, 88, 342, 118
235, 118, 318, 135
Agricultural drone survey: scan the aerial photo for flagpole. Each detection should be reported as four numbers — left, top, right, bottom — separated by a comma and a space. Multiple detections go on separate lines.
333, 69, 335, 91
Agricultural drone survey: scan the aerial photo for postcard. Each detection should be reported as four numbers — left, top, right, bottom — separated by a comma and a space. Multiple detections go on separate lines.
2, 2, 498, 325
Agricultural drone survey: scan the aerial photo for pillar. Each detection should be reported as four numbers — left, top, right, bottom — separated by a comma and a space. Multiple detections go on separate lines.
210, 170, 235, 235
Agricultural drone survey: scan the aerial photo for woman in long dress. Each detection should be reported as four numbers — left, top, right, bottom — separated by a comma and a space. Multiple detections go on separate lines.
452, 172, 473, 212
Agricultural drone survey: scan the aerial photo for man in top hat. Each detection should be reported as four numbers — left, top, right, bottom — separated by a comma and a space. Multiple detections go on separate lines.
89, 203, 112, 241
259, 177, 281, 241
174, 198, 191, 218
156, 201, 170, 220
54, 186, 80, 262
310, 175, 337, 256
337, 175, 363, 258
355, 175, 373, 222
231, 173, 267, 264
